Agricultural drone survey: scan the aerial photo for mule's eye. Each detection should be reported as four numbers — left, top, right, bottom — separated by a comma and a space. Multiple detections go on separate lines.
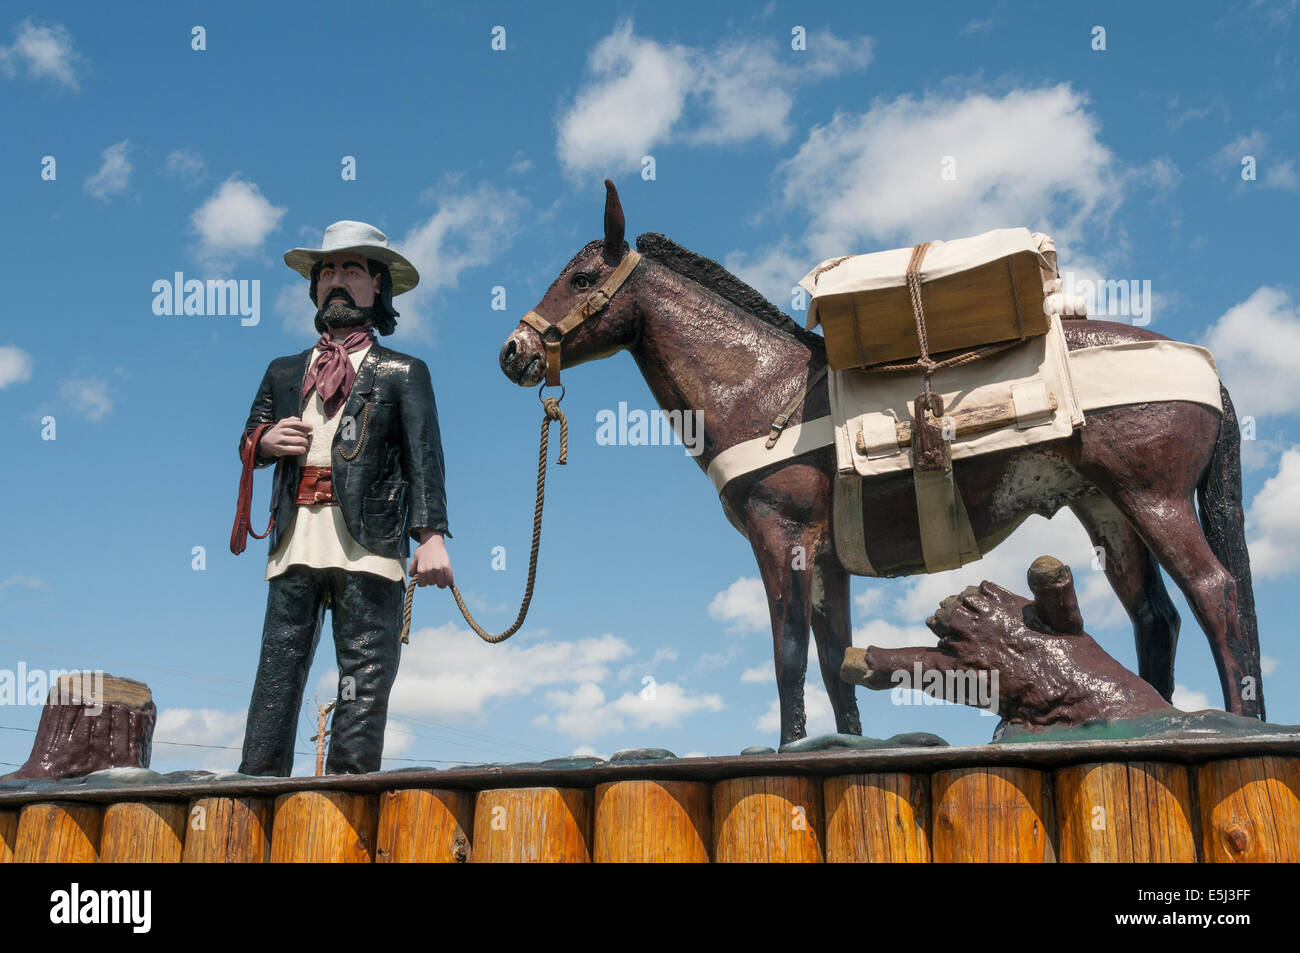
572, 273, 593, 290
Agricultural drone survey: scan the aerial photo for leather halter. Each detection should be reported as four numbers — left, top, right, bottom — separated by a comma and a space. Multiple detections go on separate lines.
521, 250, 642, 386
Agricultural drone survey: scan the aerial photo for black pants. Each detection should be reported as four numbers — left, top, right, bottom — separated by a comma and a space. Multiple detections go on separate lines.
238, 565, 405, 776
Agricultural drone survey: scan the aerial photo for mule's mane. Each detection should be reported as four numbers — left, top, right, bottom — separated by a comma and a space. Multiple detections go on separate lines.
635, 233, 825, 351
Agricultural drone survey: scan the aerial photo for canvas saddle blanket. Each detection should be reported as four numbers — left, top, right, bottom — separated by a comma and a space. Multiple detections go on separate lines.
705, 317, 1224, 576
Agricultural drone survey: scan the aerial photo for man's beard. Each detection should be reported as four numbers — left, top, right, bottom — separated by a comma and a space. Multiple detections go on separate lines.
315, 293, 379, 332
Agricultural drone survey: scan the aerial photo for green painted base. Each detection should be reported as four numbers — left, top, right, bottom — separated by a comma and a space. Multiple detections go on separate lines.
994, 707, 1300, 744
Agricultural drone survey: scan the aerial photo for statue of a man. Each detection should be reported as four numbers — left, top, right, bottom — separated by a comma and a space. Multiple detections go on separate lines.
233, 221, 453, 776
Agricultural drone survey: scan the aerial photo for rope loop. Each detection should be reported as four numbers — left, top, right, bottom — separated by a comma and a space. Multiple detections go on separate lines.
401, 397, 568, 645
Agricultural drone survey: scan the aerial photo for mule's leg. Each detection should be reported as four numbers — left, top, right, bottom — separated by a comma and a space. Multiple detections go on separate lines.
1107, 488, 1256, 716
1069, 494, 1181, 701
811, 559, 861, 735
746, 508, 815, 746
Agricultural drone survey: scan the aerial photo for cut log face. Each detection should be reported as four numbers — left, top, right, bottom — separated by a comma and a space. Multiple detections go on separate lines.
3, 673, 155, 781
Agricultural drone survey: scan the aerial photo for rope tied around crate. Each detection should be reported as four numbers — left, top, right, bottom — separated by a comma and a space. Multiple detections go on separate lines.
864, 243, 1030, 409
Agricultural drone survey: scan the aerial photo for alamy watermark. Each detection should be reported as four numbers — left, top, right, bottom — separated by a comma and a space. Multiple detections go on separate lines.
152, 273, 260, 326
0, 665, 104, 715
596, 402, 704, 457
1053, 272, 1152, 325
889, 662, 999, 715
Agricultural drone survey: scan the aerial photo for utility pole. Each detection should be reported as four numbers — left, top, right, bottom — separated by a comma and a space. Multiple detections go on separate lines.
311, 700, 336, 776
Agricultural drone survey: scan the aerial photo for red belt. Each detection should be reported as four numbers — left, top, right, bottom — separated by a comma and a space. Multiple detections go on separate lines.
296, 465, 336, 505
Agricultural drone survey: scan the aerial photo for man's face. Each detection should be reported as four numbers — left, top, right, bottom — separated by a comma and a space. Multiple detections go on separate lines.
315, 250, 382, 329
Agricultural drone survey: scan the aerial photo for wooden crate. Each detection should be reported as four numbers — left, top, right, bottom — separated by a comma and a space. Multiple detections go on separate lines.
808, 236, 1050, 371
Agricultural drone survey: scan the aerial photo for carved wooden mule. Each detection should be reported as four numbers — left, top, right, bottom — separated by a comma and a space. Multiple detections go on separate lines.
499, 180, 1263, 745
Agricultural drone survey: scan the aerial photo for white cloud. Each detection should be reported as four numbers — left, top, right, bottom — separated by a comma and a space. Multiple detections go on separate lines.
724, 238, 808, 314
740, 663, 772, 683
60, 377, 112, 420
274, 283, 316, 338
0, 18, 81, 89
0, 575, 43, 594
851, 618, 937, 650
190, 176, 287, 269
1262, 655, 1280, 676
755, 689, 836, 737
1210, 130, 1298, 191
1202, 286, 1300, 418
396, 182, 528, 338
556, 19, 871, 177
777, 84, 1123, 260
84, 140, 131, 200
1211, 130, 1268, 171
375, 621, 634, 721
1240, 433, 1287, 472
1265, 158, 1299, 191
1172, 684, 1217, 712
153, 707, 246, 771
164, 149, 206, 181
533, 679, 724, 739
0, 345, 32, 387
557, 21, 693, 177
1144, 156, 1183, 196
1246, 445, 1300, 578
708, 576, 770, 633
875, 510, 1117, 632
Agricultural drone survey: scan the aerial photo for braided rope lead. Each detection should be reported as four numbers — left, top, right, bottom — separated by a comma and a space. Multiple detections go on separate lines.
401, 394, 568, 645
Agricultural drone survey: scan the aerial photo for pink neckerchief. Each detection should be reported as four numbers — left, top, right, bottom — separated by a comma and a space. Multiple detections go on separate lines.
301, 328, 375, 418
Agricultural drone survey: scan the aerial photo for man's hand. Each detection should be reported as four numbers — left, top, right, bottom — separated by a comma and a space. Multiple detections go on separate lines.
410, 532, 453, 588
260, 417, 313, 457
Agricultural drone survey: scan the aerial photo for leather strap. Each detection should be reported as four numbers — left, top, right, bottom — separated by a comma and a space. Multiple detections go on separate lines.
521, 250, 642, 387
765, 365, 828, 449
230, 423, 275, 555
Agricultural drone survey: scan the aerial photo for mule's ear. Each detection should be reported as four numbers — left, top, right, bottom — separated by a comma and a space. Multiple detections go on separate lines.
603, 178, 625, 257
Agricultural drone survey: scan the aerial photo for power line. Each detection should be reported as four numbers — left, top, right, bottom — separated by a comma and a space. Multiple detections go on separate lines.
385, 713, 567, 759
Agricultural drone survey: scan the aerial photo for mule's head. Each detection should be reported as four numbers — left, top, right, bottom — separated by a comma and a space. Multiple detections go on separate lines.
500, 179, 641, 387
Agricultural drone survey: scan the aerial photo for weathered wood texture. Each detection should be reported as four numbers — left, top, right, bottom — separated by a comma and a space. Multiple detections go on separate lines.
376, 788, 474, 863
3, 749, 1299, 863
593, 780, 711, 863
0, 810, 17, 863
13, 802, 102, 863
182, 797, 271, 863
932, 767, 1056, 862
824, 772, 930, 863
1055, 761, 1196, 862
713, 775, 823, 862
99, 801, 186, 862
270, 791, 377, 863
472, 787, 593, 863
817, 251, 1049, 370
1197, 756, 1300, 862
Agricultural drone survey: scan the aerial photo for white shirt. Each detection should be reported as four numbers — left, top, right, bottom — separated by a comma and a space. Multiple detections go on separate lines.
266, 344, 406, 582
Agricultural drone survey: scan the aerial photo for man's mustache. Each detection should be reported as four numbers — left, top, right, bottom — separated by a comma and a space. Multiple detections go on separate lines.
325, 289, 356, 306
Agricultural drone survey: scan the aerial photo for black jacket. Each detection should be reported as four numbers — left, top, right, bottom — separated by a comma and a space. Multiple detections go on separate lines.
240, 342, 451, 559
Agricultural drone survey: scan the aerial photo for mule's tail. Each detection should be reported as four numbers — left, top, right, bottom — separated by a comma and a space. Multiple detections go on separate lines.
1197, 384, 1265, 720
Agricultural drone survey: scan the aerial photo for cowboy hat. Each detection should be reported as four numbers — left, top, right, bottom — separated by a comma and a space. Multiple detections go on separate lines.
284, 220, 419, 295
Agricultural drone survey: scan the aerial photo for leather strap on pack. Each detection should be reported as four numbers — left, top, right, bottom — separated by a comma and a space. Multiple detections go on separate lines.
765, 365, 829, 449
521, 250, 642, 387
230, 423, 275, 555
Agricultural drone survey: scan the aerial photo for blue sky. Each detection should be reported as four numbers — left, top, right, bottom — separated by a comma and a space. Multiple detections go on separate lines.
1, 1, 1298, 775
